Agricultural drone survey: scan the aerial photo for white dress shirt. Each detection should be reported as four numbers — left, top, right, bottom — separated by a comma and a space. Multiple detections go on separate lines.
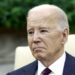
36, 52, 66, 75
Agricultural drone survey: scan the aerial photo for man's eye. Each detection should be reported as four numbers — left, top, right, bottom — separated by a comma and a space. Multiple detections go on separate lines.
28, 31, 34, 35
41, 30, 48, 33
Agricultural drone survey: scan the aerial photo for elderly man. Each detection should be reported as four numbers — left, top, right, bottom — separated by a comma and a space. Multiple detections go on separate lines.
7, 4, 75, 75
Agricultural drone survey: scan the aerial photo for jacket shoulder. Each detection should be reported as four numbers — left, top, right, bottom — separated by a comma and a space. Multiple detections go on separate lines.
66, 53, 75, 64
63, 53, 75, 75
7, 60, 37, 75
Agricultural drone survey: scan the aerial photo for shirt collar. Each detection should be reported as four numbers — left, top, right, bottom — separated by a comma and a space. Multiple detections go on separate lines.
37, 52, 66, 75
37, 61, 46, 75
49, 52, 66, 75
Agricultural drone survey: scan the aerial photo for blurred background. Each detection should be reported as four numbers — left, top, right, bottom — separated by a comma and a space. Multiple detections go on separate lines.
0, 0, 75, 75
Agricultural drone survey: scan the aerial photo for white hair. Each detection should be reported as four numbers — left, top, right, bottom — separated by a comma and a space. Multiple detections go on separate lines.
28, 4, 69, 33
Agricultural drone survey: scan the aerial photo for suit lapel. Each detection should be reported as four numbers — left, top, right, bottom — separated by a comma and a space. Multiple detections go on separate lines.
63, 53, 75, 75
23, 60, 38, 75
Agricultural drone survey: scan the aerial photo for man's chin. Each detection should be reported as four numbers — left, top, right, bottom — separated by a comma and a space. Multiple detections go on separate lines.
33, 53, 45, 60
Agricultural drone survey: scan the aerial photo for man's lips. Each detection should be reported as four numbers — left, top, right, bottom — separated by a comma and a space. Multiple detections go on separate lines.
33, 47, 43, 51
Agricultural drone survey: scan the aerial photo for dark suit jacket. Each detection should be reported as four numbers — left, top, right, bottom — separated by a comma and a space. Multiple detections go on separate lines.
7, 53, 75, 75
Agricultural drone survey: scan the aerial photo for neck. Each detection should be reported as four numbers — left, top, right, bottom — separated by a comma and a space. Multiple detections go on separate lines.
40, 49, 64, 67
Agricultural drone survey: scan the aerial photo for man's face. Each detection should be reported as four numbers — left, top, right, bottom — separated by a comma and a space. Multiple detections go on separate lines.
27, 12, 66, 61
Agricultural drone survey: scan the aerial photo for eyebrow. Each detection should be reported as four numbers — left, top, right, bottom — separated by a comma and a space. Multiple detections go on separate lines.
27, 28, 33, 32
39, 27, 49, 29
27, 27, 49, 31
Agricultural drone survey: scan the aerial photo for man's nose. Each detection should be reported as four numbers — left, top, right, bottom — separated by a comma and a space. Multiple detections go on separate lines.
33, 32, 41, 43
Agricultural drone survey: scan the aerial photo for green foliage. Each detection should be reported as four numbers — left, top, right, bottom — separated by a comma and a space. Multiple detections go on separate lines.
0, 0, 26, 29
0, 0, 75, 33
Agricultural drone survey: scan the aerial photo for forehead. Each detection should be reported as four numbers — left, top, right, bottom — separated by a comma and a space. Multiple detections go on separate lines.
27, 10, 57, 29
27, 18, 57, 31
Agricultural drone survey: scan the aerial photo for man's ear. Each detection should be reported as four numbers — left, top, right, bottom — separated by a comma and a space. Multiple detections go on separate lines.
61, 28, 69, 45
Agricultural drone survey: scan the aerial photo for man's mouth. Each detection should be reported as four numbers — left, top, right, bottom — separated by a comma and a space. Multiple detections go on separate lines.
33, 47, 43, 52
